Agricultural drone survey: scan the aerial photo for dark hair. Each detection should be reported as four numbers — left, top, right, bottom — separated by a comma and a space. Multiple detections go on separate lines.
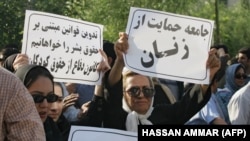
4, 43, 19, 50
103, 40, 116, 67
0, 48, 20, 61
235, 63, 246, 74
228, 56, 238, 65
238, 47, 250, 59
211, 44, 229, 53
15, 64, 54, 89
54, 82, 65, 97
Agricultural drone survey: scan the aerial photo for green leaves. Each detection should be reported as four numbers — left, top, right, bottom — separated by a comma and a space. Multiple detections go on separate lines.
0, 0, 249, 56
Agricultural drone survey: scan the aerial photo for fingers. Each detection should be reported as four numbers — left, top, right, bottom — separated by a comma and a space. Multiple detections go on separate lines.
65, 83, 76, 93
115, 32, 129, 55
81, 101, 91, 108
99, 49, 108, 61
63, 93, 79, 106
62, 93, 80, 112
97, 62, 111, 73
209, 47, 217, 53
13, 54, 30, 70
119, 32, 128, 40
207, 49, 220, 68
63, 102, 75, 108
206, 49, 221, 81
97, 49, 111, 73
15, 54, 29, 63
81, 101, 91, 114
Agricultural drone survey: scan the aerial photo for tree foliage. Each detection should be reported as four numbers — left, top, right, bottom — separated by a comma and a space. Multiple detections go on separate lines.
0, 0, 28, 49
0, 0, 249, 56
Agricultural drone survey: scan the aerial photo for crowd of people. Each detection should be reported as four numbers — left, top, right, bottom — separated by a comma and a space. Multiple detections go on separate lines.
1, 30, 250, 140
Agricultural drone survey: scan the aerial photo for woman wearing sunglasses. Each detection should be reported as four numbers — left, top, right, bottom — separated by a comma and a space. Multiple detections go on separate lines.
49, 82, 71, 141
103, 32, 221, 132
14, 49, 110, 140
215, 63, 247, 124
15, 64, 63, 141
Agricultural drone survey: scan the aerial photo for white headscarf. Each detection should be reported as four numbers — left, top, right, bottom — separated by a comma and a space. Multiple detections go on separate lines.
122, 67, 155, 132
122, 96, 154, 132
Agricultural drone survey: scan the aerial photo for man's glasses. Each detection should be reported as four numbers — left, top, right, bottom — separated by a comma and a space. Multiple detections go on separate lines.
235, 74, 247, 79
32, 94, 59, 103
124, 86, 155, 98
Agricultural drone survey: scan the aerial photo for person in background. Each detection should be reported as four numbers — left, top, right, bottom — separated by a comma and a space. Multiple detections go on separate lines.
157, 78, 183, 101
64, 40, 117, 122
184, 44, 230, 97
64, 49, 111, 128
185, 72, 227, 125
61, 83, 81, 121
50, 82, 97, 141
215, 63, 247, 124
49, 82, 71, 141
2, 53, 29, 72
4, 43, 19, 50
210, 44, 230, 89
0, 66, 45, 140
0, 46, 20, 66
237, 47, 250, 82
151, 77, 177, 105
49, 50, 110, 141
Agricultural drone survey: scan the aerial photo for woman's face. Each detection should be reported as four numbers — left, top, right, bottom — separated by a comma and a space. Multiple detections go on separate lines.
49, 84, 63, 122
234, 67, 247, 87
124, 75, 153, 115
28, 76, 54, 122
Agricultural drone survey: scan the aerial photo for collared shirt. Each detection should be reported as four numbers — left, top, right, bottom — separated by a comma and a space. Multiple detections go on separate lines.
0, 67, 46, 141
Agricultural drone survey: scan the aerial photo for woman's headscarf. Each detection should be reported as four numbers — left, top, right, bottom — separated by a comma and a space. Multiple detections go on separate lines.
14, 64, 53, 88
224, 63, 246, 93
2, 53, 18, 72
122, 69, 154, 132
122, 96, 154, 132
54, 82, 69, 98
216, 63, 246, 124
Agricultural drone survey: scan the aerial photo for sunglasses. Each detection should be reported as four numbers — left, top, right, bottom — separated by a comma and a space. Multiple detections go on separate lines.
124, 86, 155, 98
32, 94, 59, 103
235, 74, 247, 79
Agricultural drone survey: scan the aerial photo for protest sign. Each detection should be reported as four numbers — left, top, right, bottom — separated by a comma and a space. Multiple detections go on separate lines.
125, 7, 214, 84
22, 10, 103, 85
68, 126, 137, 141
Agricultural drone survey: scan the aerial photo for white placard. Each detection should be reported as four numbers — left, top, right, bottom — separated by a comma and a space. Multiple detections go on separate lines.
125, 7, 214, 84
68, 126, 137, 141
22, 10, 104, 85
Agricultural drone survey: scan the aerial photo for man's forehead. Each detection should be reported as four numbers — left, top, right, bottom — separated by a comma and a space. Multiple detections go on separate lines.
238, 53, 247, 58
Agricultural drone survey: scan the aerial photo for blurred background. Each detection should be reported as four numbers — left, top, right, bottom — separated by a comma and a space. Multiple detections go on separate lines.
0, 0, 249, 56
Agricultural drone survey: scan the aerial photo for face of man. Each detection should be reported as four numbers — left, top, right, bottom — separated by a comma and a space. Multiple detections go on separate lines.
238, 53, 249, 68
123, 75, 153, 115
